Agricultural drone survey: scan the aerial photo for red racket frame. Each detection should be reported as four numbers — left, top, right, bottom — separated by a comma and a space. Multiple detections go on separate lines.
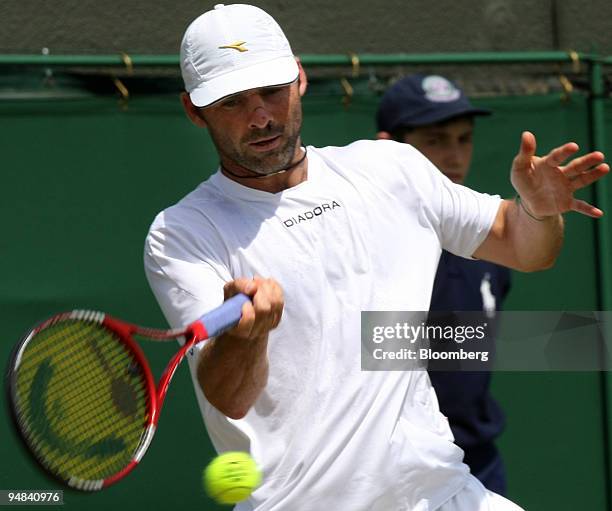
9, 293, 248, 491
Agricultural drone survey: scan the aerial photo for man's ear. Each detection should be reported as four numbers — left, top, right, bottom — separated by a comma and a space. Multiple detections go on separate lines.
181, 92, 208, 128
296, 57, 308, 97
376, 131, 392, 140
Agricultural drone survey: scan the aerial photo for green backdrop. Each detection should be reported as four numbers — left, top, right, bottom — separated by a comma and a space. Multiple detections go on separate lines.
1, 84, 610, 510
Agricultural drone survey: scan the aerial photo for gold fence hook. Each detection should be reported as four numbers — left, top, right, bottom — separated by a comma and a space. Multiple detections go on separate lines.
113, 52, 133, 110
348, 52, 360, 78
558, 74, 573, 102
112, 77, 130, 111
567, 50, 580, 74
120, 52, 134, 75
339, 53, 359, 108
340, 77, 354, 108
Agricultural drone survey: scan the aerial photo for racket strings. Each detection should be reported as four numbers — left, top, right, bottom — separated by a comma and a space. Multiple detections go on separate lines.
13, 319, 150, 483
18, 322, 146, 478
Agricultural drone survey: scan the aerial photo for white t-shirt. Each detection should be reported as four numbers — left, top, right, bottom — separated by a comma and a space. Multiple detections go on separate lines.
144, 140, 502, 511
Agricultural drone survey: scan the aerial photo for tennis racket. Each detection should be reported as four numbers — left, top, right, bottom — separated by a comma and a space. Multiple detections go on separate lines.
6, 293, 250, 491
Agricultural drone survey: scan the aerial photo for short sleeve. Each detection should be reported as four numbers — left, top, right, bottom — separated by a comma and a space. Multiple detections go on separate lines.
144, 209, 232, 330
368, 140, 502, 259
435, 178, 502, 258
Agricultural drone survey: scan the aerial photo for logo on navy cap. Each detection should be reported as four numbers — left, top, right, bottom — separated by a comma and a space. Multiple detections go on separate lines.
422, 75, 461, 103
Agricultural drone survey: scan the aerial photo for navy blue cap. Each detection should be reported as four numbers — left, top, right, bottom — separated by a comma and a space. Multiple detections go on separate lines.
376, 74, 491, 133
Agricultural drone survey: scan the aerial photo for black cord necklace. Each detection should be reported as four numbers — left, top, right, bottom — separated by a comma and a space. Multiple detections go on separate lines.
220, 144, 307, 180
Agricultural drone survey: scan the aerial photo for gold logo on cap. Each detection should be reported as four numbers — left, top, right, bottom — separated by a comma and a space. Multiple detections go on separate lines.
218, 41, 248, 52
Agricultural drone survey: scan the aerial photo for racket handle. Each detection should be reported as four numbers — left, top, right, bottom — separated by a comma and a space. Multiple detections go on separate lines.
197, 293, 251, 338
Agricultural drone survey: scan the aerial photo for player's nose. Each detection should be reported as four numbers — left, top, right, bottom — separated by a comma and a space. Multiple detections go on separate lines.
247, 96, 273, 129
249, 108, 272, 129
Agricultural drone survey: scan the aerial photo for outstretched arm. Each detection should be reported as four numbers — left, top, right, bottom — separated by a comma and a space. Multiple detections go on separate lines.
196, 277, 284, 419
474, 131, 609, 271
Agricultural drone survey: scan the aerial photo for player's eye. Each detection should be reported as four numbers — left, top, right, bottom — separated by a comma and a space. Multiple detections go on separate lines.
263, 87, 282, 95
220, 97, 242, 109
221, 100, 238, 108
261, 86, 287, 99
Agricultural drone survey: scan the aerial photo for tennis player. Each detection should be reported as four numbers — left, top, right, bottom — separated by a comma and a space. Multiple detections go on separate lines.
144, 4, 608, 510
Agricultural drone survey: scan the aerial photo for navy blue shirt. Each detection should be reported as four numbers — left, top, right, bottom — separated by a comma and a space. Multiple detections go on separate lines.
428, 250, 511, 478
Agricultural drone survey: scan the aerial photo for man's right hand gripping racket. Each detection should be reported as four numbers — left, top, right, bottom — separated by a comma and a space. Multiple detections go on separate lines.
6, 293, 250, 491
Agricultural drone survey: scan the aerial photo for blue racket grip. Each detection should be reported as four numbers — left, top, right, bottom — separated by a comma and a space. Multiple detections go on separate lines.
198, 293, 251, 338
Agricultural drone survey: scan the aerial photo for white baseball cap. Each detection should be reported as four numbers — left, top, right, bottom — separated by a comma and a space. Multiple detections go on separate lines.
180, 4, 299, 108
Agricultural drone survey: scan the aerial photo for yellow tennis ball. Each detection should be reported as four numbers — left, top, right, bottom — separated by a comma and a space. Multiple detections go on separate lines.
203, 451, 261, 505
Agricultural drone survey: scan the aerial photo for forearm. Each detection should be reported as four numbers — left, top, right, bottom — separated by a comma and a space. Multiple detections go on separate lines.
473, 198, 564, 272
504, 198, 564, 271
196, 332, 269, 420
